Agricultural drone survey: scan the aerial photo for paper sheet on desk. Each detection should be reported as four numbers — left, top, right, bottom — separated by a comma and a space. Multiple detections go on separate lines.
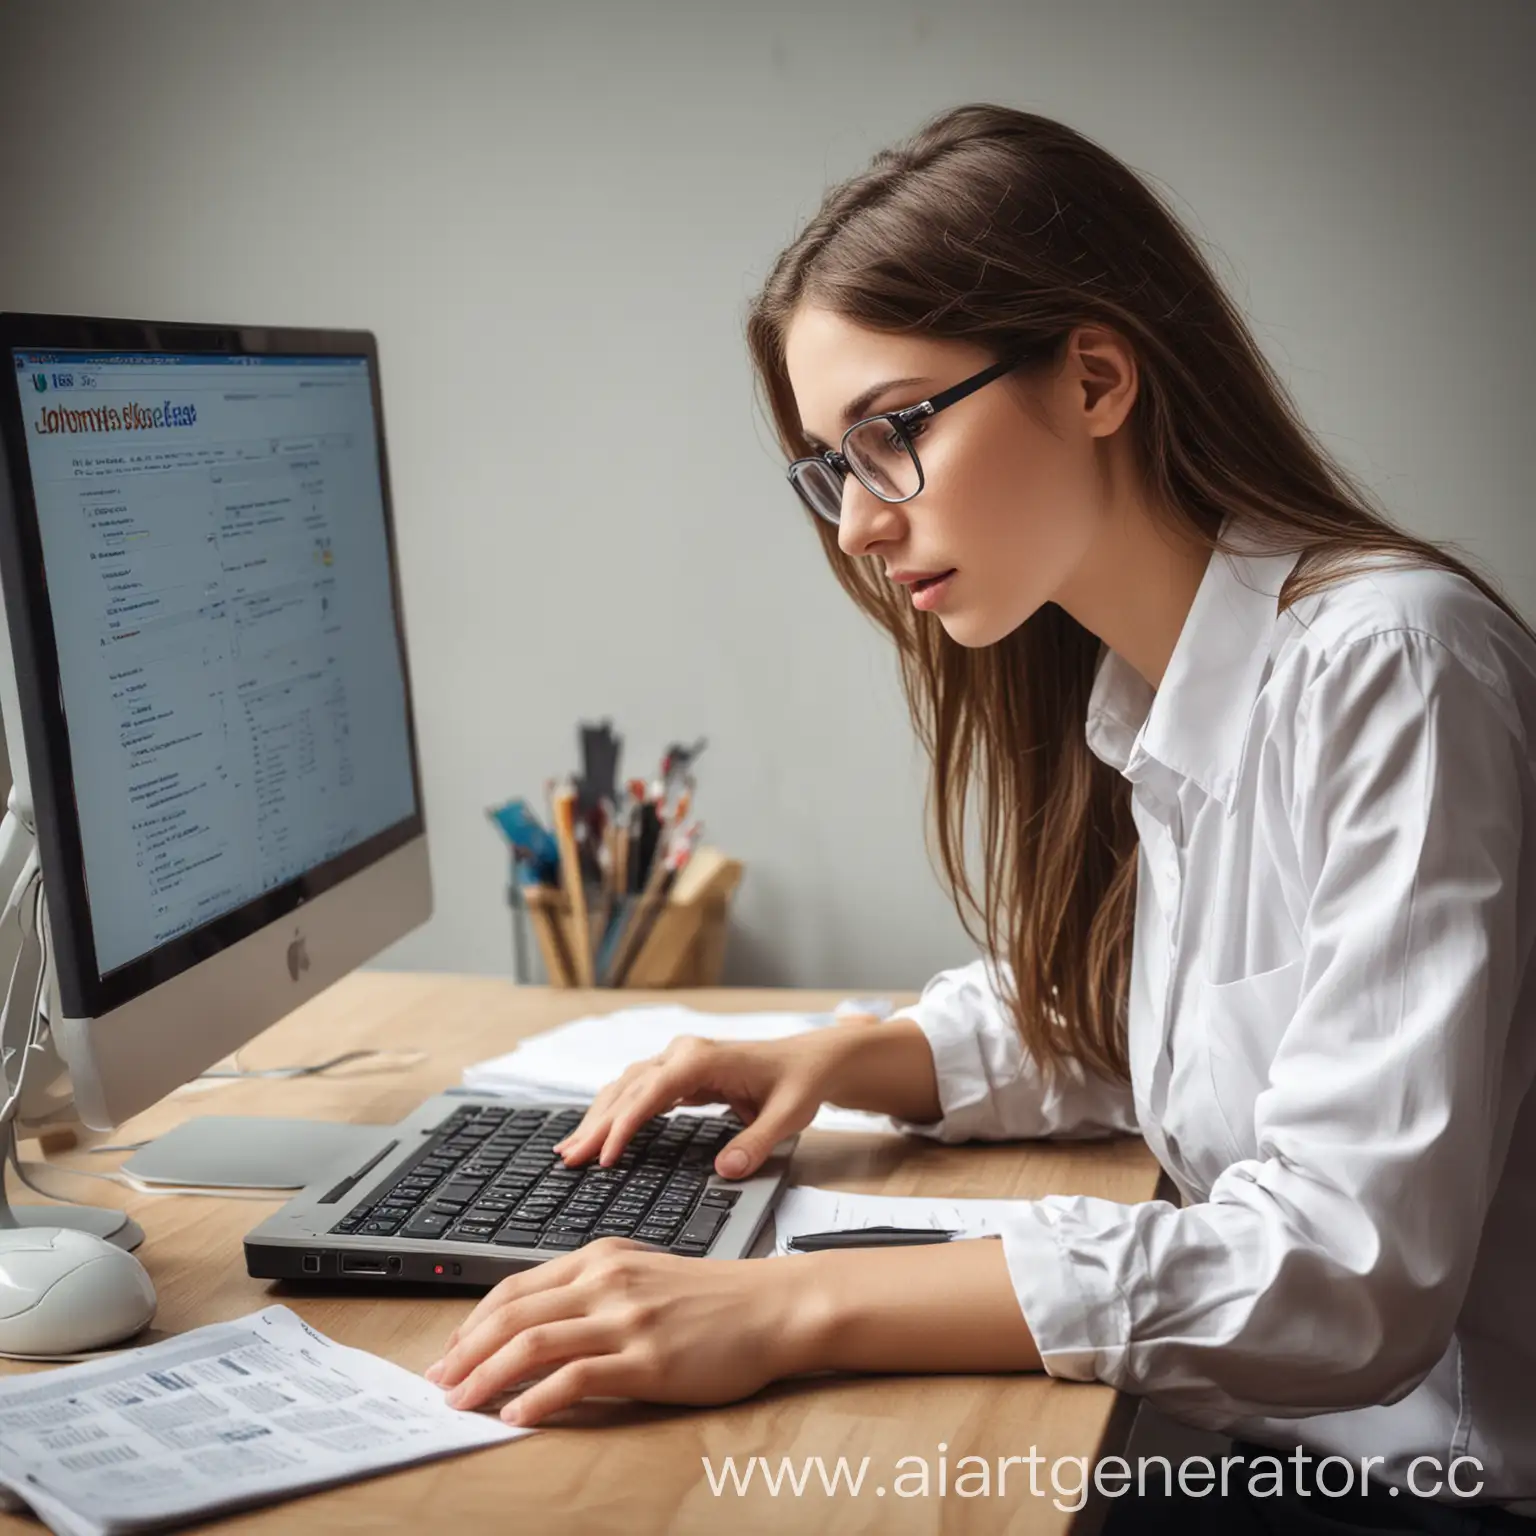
462, 1004, 899, 1135
770, 1186, 1023, 1257
0, 1304, 525, 1536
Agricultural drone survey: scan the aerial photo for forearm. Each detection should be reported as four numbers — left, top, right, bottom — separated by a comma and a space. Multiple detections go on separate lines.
781, 1237, 1043, 1376
820, 1016, 944, 1126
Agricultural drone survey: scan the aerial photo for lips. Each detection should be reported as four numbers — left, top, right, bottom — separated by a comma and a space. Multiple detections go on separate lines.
907, 570, 956, 611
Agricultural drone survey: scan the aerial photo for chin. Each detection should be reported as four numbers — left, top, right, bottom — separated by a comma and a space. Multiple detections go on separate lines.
936, 609, 1010, 648
937, 613, 999, 648
937, 601, 1037, 649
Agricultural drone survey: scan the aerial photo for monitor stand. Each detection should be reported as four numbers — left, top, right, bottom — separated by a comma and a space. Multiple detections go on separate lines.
1, 1146, 145, 1251
9, 1204, 145, 1250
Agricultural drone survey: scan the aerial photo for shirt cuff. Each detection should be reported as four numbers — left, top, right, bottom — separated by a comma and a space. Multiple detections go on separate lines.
999, 1197, 1134, 1386
883, 990, 999, 1143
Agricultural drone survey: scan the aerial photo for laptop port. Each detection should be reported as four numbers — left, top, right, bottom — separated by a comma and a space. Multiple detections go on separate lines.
340, 1255, 388, 1276
301, 1254, 321, 1275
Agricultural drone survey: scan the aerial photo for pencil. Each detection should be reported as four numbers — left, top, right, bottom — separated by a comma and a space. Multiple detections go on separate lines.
550, 781, 595, 987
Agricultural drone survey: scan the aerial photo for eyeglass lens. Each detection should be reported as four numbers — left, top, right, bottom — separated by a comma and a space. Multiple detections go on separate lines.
789, 458, 844, 523
790, 419, 922, 525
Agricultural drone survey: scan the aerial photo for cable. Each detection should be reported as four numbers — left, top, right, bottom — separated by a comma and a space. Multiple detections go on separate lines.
196, 1046, 428, 1081
9, 1137, 294, 1203
0, 871, 44, 1130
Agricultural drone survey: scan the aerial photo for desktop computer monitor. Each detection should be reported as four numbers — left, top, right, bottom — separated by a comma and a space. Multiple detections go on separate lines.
0, 313, 431, 1134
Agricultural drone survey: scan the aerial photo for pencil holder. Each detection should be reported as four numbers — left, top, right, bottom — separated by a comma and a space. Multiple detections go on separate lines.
507, 850, 743, 989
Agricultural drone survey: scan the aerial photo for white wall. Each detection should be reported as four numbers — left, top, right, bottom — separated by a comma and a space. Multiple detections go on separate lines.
2, 0, 1531, 989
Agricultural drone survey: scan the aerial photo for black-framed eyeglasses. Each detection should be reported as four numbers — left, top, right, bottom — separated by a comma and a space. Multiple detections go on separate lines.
786, 347, 1041, 527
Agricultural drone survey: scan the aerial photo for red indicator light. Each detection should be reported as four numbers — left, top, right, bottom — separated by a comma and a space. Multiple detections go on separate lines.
434, 1264, 444, 1274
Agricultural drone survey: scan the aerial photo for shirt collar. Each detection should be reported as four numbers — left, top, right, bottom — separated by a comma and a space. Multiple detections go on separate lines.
1084, 522, 1304, 811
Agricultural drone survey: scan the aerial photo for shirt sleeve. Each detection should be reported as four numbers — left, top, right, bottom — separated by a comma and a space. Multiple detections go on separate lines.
996, 629, 1535, 1427
885, 954, 1139, 1142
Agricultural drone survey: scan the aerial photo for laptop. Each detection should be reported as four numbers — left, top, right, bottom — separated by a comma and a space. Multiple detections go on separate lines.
244, 1092, 797, 1287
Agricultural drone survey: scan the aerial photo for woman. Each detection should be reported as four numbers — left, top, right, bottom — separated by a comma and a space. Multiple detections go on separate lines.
426, 104, 1536, 1530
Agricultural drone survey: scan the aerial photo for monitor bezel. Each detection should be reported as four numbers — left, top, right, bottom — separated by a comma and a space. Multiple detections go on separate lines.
0, 311, 427, 1020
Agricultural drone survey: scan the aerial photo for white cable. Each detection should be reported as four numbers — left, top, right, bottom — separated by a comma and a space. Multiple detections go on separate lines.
0, 886, 32, 1111
196, 1046, 428, 1081
0, 872, 44, 1129
9, 1142, 291, 1203
3, 846, 37, 922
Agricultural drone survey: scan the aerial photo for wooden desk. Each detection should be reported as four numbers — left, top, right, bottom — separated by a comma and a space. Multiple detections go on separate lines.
8, 973, 1162, 1535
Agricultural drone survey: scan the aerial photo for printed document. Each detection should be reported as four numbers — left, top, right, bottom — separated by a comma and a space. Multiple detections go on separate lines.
0, 1305, 524, 1534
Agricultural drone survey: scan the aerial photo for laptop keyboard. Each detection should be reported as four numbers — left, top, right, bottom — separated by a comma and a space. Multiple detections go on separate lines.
327, 1102, 746, 1256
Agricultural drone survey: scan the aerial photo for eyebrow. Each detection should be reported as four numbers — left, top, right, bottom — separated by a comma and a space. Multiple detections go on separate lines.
802, 375, 931, 449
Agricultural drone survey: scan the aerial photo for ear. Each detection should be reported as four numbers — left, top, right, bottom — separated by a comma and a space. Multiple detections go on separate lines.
1069, 325, 1139, 438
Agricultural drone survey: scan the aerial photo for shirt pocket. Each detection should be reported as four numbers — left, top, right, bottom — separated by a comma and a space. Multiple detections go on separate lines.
1195, 958, 1305, 1166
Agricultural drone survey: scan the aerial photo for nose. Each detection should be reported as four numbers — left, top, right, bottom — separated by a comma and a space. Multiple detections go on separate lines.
835, 479, 905, 559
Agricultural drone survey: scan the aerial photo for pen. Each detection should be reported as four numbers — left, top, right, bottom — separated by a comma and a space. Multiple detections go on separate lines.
785, 1226, 998, 1252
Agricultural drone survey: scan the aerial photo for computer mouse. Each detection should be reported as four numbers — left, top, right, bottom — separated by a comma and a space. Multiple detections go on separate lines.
0, 1226, 157, 1356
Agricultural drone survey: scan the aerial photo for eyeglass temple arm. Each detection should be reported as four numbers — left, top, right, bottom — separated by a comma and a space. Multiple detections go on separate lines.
913, 354, 1026, 418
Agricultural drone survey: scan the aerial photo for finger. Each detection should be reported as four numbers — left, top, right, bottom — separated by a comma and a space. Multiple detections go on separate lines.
592, 1087, 657, 1167
445, 1316, 618, 1413
431, 1249, 588, 1368
434, 1281, 586, 1392
554, 1069, 642, 1157
501, 1352, 638, 1427
596, 1076, 696, 1166
714, 1094, 801, 1178
559, 1053, 679, 1163
601, 1041, 725, 1158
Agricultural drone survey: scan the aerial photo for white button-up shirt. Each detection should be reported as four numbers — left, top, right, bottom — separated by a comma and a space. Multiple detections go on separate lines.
890, 522, 1536, 1511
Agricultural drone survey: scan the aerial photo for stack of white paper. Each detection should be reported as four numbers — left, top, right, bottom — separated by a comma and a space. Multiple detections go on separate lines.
770, 1185, 1024, 1256
462, 1004, 899, 1135
0, 1306, 525, 1535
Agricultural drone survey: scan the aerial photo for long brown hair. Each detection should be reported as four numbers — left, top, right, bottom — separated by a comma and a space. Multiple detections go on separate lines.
745, 102, 1534, 1086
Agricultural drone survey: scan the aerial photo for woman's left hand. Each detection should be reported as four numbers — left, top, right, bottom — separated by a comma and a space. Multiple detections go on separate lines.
423, 1237, 817, 1426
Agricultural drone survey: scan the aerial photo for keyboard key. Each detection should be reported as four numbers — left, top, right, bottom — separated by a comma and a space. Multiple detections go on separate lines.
494, 1225, 545, 1246
676, 1206, 727, 1250
401, 1211, 453, 1239
635, 1221, 680, 1244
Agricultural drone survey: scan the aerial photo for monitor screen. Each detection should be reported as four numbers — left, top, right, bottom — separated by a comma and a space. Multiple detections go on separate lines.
7, 346, 418, 979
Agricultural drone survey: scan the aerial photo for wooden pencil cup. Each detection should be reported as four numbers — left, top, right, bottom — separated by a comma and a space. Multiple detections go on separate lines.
509, 849, 743, 989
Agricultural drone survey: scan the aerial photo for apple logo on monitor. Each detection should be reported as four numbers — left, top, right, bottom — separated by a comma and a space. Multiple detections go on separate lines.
286, 932, 311, 983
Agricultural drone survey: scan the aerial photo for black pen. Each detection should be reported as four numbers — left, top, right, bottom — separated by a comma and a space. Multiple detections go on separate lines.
786, 1226, 993, 1252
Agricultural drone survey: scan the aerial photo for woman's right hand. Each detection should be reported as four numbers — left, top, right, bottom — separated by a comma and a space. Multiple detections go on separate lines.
552, 1030, 855, 1180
